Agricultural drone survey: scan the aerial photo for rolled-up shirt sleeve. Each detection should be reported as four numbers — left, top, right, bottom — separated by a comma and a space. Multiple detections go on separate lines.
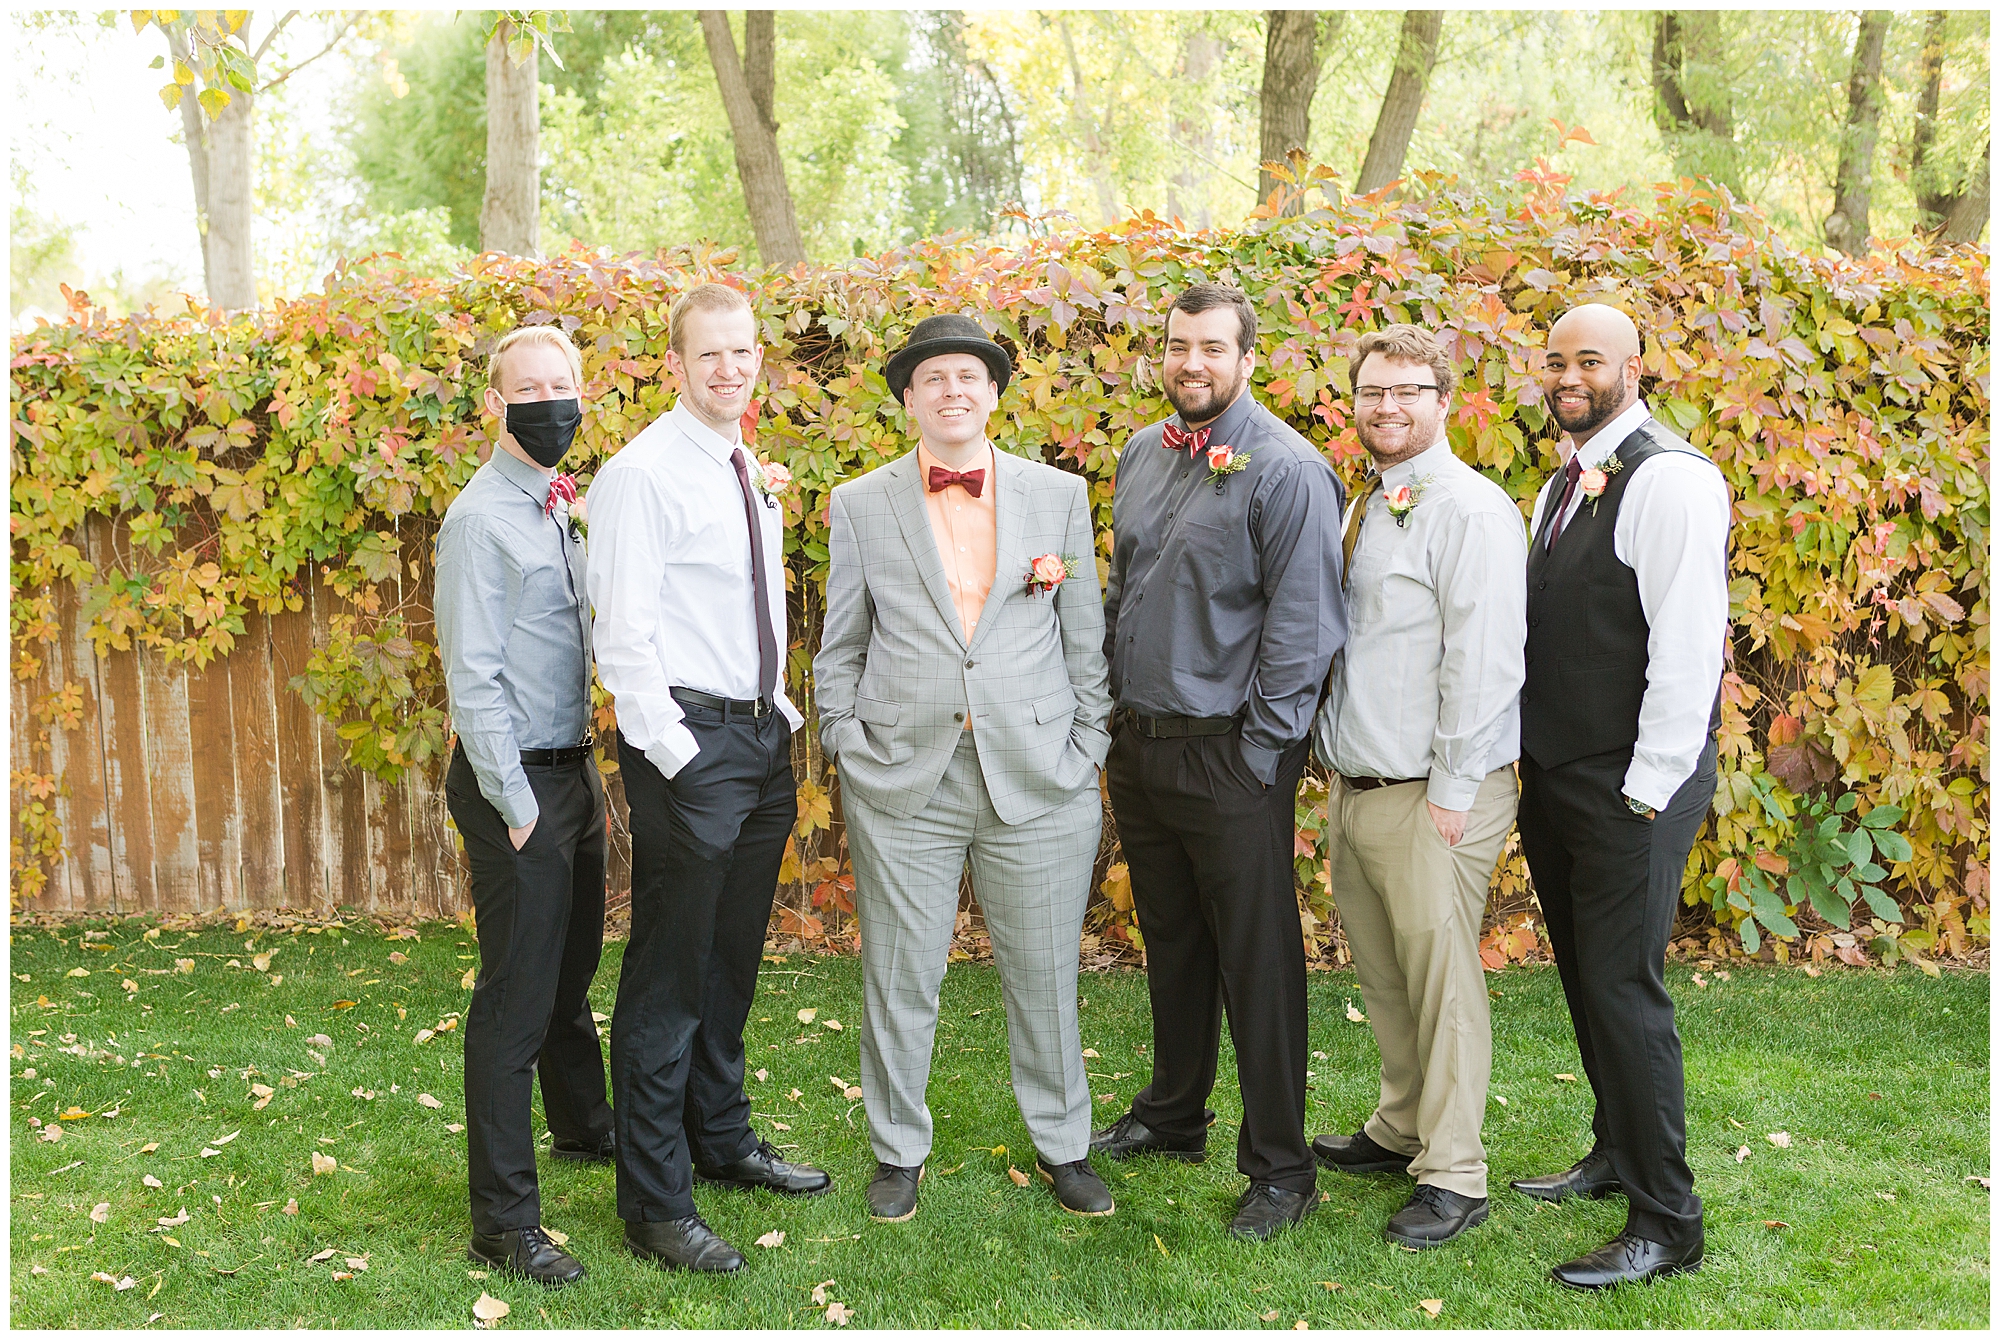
1241, 460, 1347, 783
1428, 508, 1529, 810
435, 514, 537, 828
584, 465, 701, 779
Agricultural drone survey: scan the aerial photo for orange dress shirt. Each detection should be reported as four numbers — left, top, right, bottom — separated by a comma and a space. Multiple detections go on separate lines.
915, 443, 998, 730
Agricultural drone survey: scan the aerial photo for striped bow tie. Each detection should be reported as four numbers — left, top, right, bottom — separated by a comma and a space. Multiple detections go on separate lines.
1160, 422, 1210, 458
545, 473, 578, 517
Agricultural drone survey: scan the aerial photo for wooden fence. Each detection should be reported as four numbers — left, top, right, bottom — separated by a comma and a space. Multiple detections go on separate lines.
12, 515, 639, 918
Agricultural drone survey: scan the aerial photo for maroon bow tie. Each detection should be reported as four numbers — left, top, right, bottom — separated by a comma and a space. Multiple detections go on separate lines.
1161, 422, 1210, 458
927, 466, 985, 498
545, 472, 578, 517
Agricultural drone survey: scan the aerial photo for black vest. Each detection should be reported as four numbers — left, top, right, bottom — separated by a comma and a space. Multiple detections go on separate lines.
1521, 419, 1722, 770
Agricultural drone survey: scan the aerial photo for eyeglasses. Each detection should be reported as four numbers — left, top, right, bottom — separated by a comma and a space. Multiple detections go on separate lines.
1354, 384, 1441, 408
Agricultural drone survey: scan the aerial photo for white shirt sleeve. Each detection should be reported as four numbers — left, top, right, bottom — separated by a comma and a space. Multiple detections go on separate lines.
1428, 506, 1529, 810
584, 464, 702, 779
1614, 454, 1732, 809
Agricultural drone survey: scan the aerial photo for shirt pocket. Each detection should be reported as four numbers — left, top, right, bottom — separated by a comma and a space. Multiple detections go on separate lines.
1170, 517, 1247, 600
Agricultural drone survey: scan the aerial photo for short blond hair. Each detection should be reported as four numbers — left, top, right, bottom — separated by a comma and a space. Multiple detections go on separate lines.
488, 325, 583, 391
669, 282, 755, 356
1351, 324, 1457, 398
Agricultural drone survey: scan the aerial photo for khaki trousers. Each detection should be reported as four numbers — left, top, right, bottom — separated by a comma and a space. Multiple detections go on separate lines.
1329, 766, 1518, 1199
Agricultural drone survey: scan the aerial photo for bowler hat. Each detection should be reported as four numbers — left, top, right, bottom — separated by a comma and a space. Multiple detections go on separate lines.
885, 314, 1012, 402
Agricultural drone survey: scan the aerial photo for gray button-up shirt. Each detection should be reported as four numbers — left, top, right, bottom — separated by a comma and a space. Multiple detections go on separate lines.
1313, 438, 1527, 810
1103, 390, 1347, 784
435, 448, 592, 828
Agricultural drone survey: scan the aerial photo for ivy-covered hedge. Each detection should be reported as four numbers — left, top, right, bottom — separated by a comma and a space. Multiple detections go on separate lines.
10, 170, 1990, 968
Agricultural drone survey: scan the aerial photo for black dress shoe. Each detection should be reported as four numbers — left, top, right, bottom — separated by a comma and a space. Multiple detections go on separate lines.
467, 1224, 587, 1286
1550, 1231, 1703, 1289
1384, 1184, 1488, 1248
1509, 1148, 1621, 1203
866, 1162, 923, 1223
1227, 1183, 1316, 1240
624, 1214, 744, 1273
1311, 1128, 1414, 1175
550, 1131, 615, 1163
1089, 1108, 1214, 1163
1036, 1157, 1115, 1217
694, 1139, 833, 1197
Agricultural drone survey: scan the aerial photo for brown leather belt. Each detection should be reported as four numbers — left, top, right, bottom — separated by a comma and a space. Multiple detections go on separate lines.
1340, 774, 1427, 792
1121, 708, 1237, 739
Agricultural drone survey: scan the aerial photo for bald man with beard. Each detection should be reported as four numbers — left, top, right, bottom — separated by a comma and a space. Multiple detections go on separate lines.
1511, 303, 1730, 1289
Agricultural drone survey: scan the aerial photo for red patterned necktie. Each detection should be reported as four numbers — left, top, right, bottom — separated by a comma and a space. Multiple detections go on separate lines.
1160, 423, 1210, 458
544, 472, 578, 517
926, 466, 985, 497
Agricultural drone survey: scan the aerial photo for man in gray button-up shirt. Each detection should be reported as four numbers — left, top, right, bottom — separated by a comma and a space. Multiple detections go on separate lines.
435, 326, 612, 1286
1091, 283, 1345, 1244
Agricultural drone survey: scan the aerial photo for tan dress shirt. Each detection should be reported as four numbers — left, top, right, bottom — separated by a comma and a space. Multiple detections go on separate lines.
915, 442, 998, 729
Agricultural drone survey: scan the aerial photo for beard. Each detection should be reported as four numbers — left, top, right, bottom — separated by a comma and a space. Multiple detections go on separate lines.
1165, 362, 1247, 425
1356, 405, 1444, 464
1549, 380, 1625, 436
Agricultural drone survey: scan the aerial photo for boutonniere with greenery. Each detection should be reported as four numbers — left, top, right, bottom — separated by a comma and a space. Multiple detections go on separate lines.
1026, 552, 1077, 596
1384, 473, 1432, 528
752, 458, 792, 508
1580, 454, 1623, 515
1205, 443, 1250, 492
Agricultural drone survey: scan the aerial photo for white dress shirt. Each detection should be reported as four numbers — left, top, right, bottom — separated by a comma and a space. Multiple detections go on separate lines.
1315, 438, 1527, 810
1529, 398, 1732, 809
585, 400, 802, 780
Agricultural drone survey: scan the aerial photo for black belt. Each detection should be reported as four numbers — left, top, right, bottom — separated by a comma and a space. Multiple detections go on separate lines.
521, 740, 594, 766
672, 687, 774, 719
1340, 774, 1427, 791
1121, 708, 1237, 739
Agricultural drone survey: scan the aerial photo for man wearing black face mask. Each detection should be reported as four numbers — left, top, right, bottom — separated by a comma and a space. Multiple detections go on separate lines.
435, 326, 612, 1287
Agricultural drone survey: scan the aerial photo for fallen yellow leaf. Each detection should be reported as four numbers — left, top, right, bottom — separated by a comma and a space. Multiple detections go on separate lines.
417, 1093, 444, 1110
1344, 1000, 1366, 1023
1554, 1074, 1578, 1083
825, 1301, 853, 1326
311, 1152, 338, 1176
1007, 1164, 1030, 1186
460, 966, 477, 990
1154, 1233, 1169, 1257
1418, 1299, 1443, 1318
472, 1292, 510, 1326
89, 1202, 109, 1223
822, 1019, 843, 1031
755, 1229, 786, 1248
1767, 1131, 1792, 1148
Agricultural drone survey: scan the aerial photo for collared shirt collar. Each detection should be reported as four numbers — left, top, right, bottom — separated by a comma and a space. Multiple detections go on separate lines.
669, 398, 743, 467
1569, 398, 1651, 469
490, 443, 555, 507
1379, 436, 1454, 490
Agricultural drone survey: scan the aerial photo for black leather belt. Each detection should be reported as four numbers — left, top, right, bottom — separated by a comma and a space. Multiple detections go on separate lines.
672, 687, 773, 719
1341, 774, 1427, 791
1122, 708, 1237, 739
521, 742, 594, 766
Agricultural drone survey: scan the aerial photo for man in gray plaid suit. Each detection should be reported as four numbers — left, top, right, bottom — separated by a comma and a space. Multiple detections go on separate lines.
815, 314, 1116, 1224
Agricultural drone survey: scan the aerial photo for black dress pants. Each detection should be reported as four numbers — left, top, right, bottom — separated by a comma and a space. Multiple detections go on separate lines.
1517, 739, 1716, 1249
611, 704, 796, 1222
1107, 721, 1316, 1194
446, 745, 614, 1237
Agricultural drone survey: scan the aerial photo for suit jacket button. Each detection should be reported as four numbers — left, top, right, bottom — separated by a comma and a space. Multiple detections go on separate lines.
965, 659, 975, 668
953, 712, 965, 722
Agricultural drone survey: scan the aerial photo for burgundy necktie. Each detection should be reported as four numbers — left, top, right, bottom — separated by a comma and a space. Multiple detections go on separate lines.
1161, 422, 1210, 458
730, 448, 780, 703
1545, 456, 1584, 552
926, 466, 985, 497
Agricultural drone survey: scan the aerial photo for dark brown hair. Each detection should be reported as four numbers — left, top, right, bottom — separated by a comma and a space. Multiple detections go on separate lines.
1165, 281, 1257, 356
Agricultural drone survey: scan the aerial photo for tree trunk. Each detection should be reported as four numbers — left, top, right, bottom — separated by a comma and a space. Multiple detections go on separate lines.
204, 87, 257, 308
1258, 9, 1320, 209
1354, 10, 1443, 196
1168, 30, 1222, 228
1650, 11, 1739, 192
165, 27, 216, 296
699, 10, 806, 268
1055, 16, 1120, 227
480, 19, 541, 257
1941, 141, 1990, 243
1824, 11, 1891, 257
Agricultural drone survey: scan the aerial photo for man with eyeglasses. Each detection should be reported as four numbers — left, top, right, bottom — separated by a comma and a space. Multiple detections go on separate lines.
1309, 324, 1526, 1250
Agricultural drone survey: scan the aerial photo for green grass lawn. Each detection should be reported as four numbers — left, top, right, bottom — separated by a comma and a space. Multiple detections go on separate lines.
9, 917, 1990, 1328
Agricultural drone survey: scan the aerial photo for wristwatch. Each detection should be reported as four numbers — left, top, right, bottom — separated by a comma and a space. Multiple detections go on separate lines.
1625, 795, 1656, 820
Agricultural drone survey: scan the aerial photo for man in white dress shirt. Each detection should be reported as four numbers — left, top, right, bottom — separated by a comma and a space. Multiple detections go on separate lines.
1309, 325, 1526, 1249
1510, 302, 1730, 1289
586, 283, 831, 1276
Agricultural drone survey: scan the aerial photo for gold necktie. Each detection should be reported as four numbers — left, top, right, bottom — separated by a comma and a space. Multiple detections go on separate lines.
1340, 474, 1383, 590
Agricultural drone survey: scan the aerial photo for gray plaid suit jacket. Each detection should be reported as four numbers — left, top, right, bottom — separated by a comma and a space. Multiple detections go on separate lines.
815, 445, 1112, 825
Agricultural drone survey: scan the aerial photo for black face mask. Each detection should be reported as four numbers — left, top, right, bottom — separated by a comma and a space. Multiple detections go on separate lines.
504, 397, 582, 468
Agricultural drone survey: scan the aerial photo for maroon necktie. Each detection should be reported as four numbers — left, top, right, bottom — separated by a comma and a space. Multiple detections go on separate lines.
729, 448, 780, 703
1545, 456, 1584, 552
1161, 422, 1210, 458
926, 466, 985, 497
